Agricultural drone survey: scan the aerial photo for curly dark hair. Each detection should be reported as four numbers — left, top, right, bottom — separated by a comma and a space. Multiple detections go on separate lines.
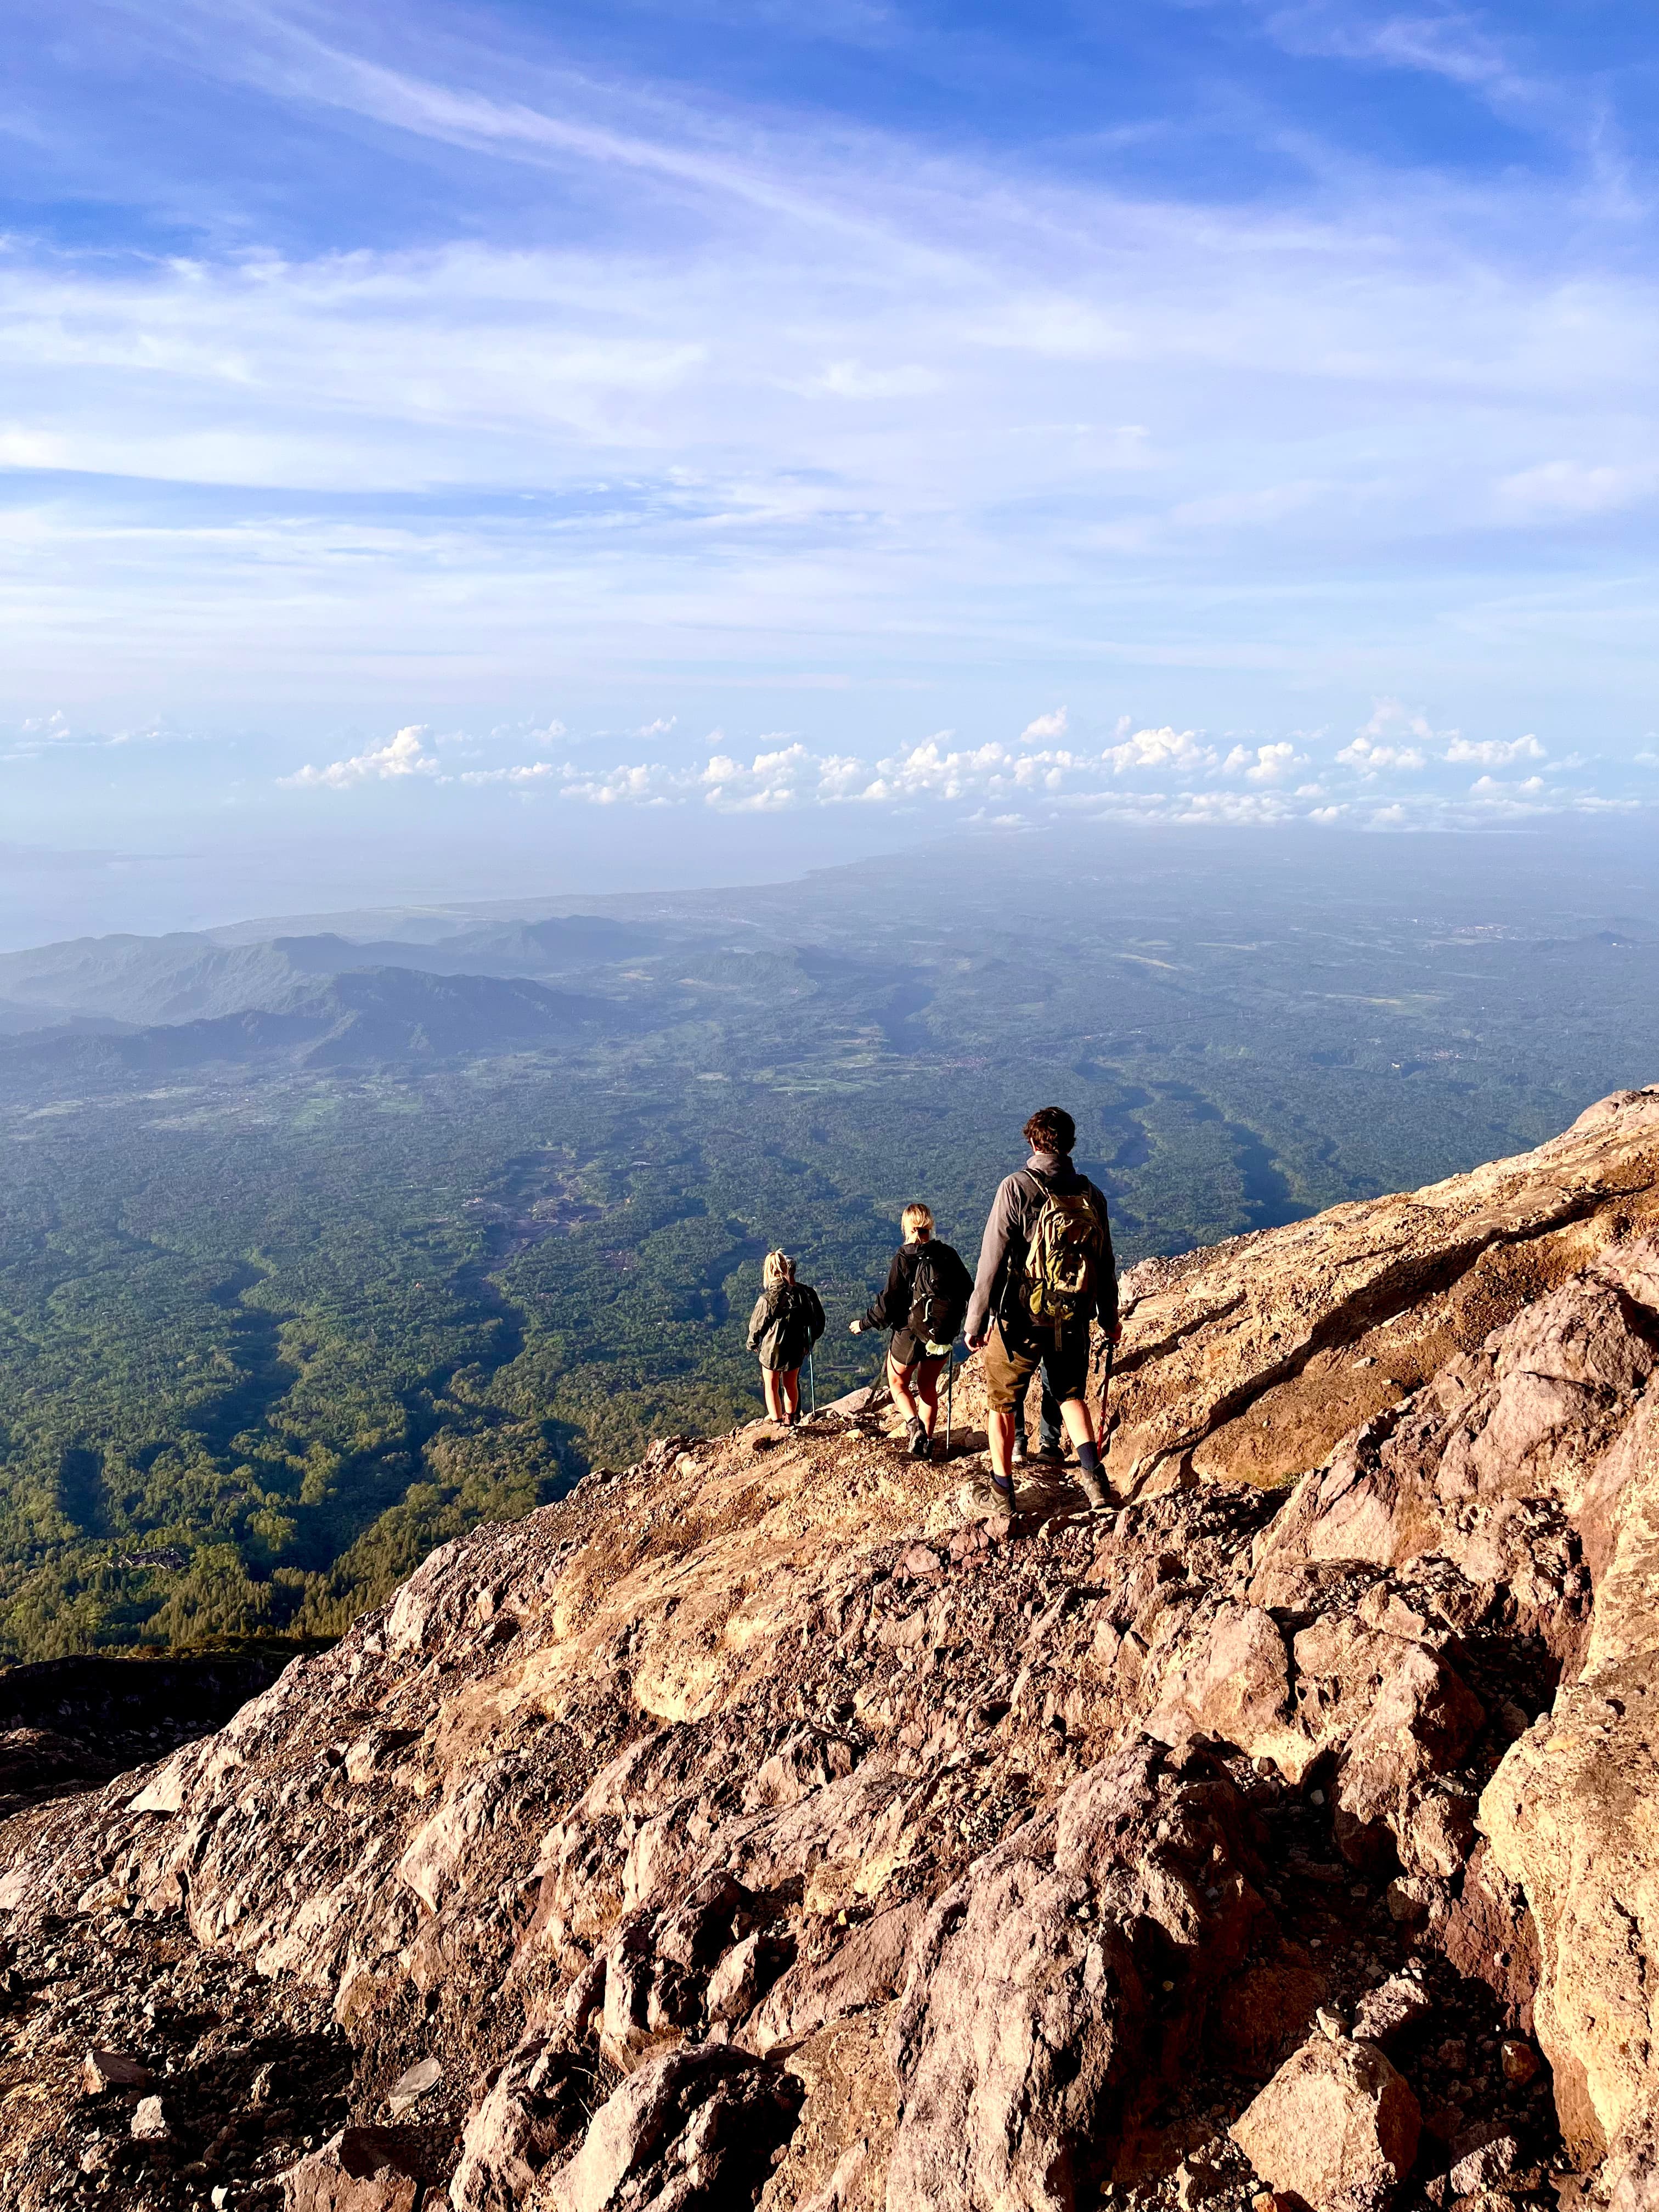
1022, 1106, 1076, 1155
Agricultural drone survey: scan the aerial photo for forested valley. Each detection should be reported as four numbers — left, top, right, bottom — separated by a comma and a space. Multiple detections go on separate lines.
0, 826, 1654, 1660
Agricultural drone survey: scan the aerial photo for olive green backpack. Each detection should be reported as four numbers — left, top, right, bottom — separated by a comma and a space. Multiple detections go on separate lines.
1017, 1173, 1107, 1336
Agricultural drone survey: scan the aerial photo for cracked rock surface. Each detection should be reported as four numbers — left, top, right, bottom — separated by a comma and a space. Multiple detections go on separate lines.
2, 1087, 1659, 2212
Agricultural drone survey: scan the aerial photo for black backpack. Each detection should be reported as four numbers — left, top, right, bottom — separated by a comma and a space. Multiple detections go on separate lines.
906, 1245, 968, 1351
771, 1282, 816, 1365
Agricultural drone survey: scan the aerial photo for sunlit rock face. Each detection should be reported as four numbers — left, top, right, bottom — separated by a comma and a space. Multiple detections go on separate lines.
2, 1087, 1658, 2212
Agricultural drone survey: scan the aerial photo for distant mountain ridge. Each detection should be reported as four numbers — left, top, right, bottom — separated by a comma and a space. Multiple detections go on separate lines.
0, 966, 625, 1079
0, 913, 666, 1035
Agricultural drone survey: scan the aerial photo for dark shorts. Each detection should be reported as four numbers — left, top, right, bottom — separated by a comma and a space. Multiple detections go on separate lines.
980, 1320, 1091, 1415
889, 1330, 948, 1383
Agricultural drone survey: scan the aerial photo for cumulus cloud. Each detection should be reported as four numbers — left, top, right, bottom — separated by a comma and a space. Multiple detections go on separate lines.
1221, 741, 1308, 783
558, 763, 681, 806
280, 725, 438, 788
1338, 699, 1442, 775
637, 716, 676, 738
699, 743, 820, 811
856, 739, 1021, 804
1338, 735, 1427, 774
1443, 734, 1547, 765
1470, 774, 1547, 798
1020, 707, 1068, 741
1103, 726, 1215, 775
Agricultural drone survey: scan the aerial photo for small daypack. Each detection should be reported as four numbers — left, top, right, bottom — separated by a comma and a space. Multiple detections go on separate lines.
906, 1245, 968, 1352
1017, 1173, 1107, 1335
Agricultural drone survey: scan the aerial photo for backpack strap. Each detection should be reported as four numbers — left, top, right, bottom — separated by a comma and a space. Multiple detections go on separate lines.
995, 1170, 1050, 1328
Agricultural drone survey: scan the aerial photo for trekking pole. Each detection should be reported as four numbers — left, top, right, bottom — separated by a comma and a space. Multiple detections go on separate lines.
1099, 1334, 1115, 1459
808, 1348, 816, 1418
945, 1347, 956, 1458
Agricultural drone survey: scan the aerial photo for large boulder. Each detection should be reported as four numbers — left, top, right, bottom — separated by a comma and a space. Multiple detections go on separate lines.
1231, 2035, 1420, 2211
281, 2128, 441, 2212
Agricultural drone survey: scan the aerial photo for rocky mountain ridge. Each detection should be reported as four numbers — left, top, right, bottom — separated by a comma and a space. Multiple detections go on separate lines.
3, 1086, 1659, 2212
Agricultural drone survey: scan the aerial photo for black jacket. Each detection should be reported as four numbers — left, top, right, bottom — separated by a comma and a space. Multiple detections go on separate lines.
862, 1238, 973, 1336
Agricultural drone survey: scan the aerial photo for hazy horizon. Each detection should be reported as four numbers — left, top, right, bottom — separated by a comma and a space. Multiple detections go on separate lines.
5, 812, 1659, 957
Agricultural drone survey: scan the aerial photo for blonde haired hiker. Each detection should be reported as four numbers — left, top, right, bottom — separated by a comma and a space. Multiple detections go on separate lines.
747, 1251, 826, 1426
850, 1201, 973, 1459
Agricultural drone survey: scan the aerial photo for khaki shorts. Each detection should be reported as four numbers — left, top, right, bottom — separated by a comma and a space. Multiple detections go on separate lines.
979, 1320, 1091, 1415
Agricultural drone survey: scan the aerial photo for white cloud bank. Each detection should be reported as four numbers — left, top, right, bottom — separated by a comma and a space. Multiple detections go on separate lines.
276, 718, 1640, 830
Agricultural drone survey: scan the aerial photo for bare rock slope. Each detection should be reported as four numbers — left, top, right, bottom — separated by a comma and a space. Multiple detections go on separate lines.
4, 1087, 1659, 2212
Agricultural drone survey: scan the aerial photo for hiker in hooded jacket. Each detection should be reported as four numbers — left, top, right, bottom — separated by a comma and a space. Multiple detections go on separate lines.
964, 1106, 1119, 1519
747, 1250, 826, 1427
850, 1202, 974, 1460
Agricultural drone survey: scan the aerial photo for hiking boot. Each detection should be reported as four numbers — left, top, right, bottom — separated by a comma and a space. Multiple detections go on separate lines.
907, 1418, 930, 1460
985, 1472, 1015, 1525
1078, 1469, 1109, 1511
1011, 1435, 1029, 1468
1030, 1442, 1066, 1466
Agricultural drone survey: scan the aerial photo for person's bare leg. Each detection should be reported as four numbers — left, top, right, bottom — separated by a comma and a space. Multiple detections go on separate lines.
782, 1368, 800, 1420
1059, 1396, 1097, 1449
888, 1356, 921, 1428
916, 1364, 940, 1436
763, 1369, 784, 1421
988, 1407, 1017, 1482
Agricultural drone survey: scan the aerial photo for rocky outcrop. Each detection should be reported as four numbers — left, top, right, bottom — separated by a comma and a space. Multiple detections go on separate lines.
1, 1087, 1657, 2212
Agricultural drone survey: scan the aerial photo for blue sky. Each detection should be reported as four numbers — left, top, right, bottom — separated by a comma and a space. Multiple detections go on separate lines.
3, 0, 1658, 934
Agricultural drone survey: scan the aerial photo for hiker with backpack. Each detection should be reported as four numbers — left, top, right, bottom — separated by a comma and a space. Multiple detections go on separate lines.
850, 1202, 974, 1460
963, 1106, 1119, 1520
747, 1250, 826, 1426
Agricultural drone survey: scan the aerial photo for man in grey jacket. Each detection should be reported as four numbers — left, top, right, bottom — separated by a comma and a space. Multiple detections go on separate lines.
964, 1105, 1119, 1519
